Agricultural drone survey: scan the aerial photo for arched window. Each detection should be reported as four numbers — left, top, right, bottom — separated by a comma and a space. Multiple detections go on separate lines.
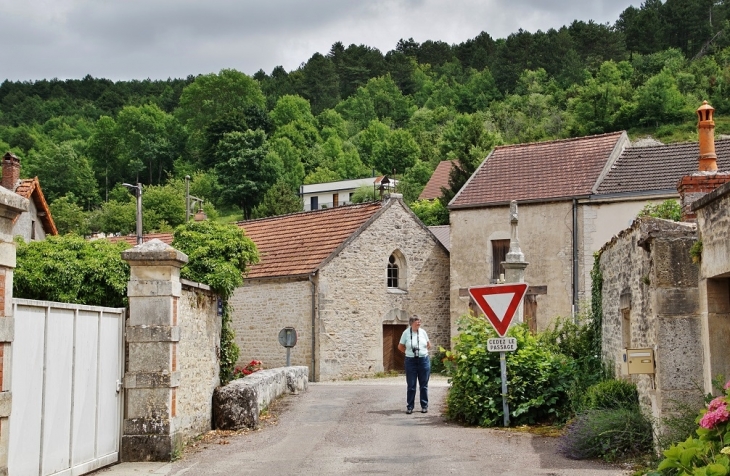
386, 250, 407, 291
387, 254, 399, 288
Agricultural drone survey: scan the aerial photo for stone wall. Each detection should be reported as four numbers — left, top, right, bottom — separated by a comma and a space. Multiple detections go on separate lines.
175, 283, 221, 441
600, 218, 703, 420
316, 200, 450, 381
231, 278, 312, 372
694, 180, 730, 392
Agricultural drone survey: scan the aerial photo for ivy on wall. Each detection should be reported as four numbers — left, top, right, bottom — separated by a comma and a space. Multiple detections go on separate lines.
590, 251, 604, 357
172, 221, 259, 384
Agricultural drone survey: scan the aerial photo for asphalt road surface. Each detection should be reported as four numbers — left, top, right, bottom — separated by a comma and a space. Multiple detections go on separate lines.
167, 375, 631, 476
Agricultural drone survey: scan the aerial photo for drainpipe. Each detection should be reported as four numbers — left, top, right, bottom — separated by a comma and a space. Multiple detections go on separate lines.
572, 198, 578, 322
309, 272, 317, 382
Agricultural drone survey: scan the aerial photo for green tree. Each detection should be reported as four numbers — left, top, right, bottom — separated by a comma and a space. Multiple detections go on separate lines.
438, 113, 502, 206
399, 160, 434, 203
372, 129, 420, 175
633, 69, 690, 126
408, 199, 449, 225
176, 69, 266, 135
50, 194, 90, 235
353, 119, 391, 167
115, 104, 183, 185
270, 95, 315, 128
214, 130, 282, 219
142, 182, 186, 230
304, 166, 340, 184
86, 116, 121, 202
268, 137, 305, 191
24, 142, 100, 207
251, 180, 303, 218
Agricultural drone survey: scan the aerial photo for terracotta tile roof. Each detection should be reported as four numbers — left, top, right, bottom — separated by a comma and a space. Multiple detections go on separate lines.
428, 225, 450, 251
106, 232, 173, 246
240, 202, 383, 279
105, 202, 385, 279
419, 161, 457, 200
595, 139, 730, 195
15, 177, 57, 235
450, 132, 627, 208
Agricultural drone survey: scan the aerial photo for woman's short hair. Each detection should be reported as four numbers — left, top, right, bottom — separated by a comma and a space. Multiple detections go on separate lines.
409, 315, 421, 324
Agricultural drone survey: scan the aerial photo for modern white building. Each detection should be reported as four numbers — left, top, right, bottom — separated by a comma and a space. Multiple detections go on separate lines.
300, 177, 394, 211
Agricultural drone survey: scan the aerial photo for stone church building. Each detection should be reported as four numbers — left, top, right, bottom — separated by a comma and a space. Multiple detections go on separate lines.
231, 195, 450, 381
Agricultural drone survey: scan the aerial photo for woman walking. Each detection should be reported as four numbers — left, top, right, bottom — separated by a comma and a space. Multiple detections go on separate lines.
398, 315, 431, 414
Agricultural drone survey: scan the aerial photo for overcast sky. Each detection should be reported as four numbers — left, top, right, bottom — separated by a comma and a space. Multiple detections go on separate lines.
0, 0, 637, 82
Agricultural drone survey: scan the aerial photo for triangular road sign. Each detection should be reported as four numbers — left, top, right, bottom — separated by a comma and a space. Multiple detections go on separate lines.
468, 283, 528, 337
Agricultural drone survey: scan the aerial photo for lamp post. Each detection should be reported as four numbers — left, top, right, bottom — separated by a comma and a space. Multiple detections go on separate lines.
123, 183, 143, 245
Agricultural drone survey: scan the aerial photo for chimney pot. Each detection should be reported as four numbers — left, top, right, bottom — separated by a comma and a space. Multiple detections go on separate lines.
1, 152, 20, 191
697, 101, 718, 172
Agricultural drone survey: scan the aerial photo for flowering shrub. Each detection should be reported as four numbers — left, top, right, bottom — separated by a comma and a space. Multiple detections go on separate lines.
232, 360, 263, 379
653, 380, 730, 475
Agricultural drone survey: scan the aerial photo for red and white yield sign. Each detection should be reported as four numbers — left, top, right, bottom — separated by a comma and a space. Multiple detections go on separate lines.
469, 283, 528, 337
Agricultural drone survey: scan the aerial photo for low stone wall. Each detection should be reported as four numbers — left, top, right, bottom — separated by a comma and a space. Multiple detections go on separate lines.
213, 366, 308, 430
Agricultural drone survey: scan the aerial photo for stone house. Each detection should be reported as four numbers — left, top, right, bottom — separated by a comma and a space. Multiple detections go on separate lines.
598, 102, 730, 423
1, 152, 57, 240
230, 195, 450, 381
449, 132, 633, 332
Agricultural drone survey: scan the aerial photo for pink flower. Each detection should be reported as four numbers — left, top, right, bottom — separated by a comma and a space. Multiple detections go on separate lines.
700, 404, 730, 429
709, 397, 727, 412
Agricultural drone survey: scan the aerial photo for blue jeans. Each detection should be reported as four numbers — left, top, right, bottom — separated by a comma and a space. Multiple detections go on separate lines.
405, 356, 430, 410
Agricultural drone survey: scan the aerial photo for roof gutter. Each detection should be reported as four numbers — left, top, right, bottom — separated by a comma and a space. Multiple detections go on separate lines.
448, 194, 591, 210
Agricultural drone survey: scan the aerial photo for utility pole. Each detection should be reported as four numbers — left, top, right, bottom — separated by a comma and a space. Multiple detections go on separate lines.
123, 183, 143, 245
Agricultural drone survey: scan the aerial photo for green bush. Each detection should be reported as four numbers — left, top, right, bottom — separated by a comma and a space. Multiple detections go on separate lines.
558, 407, 654, 462
539, 313, 611, 413
14, 235, 130, 307
583, 379, 640, 411
430, 348, 448, 374
445, 314, 575, 426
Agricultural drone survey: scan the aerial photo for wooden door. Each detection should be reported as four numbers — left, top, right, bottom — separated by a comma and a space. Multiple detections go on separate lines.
383, 324, 407, 372
524, 295, 538, 334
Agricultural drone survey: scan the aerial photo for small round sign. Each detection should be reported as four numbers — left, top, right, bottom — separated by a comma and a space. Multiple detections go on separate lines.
278, 327, 297, 348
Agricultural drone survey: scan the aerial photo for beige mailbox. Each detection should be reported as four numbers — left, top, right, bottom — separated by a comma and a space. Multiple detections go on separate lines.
625, 348, 655, 375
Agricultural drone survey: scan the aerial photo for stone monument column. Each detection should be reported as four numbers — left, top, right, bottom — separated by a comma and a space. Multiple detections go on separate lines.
502, 201, 529, 323
121, 239, 188, 461
0, 188, 27, 476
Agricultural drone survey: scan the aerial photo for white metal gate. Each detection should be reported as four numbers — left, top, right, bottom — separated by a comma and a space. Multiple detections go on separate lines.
8, 299, 125, 476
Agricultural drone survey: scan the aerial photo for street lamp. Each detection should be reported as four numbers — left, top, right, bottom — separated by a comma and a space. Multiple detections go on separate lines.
123, 183, 143, 245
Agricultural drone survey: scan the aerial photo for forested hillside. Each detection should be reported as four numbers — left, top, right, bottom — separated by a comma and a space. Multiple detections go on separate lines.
2, 0, 730, 233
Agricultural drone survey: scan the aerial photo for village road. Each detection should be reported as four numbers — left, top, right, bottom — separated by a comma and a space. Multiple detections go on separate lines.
158, 375, 630, 476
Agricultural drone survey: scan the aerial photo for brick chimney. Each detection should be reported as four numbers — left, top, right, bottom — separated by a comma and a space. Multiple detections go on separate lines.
677, 101, 730, 221
1, 152, 20, 192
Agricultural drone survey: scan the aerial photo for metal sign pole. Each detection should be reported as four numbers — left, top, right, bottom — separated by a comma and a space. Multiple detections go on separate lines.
500, 351, 510, 427
286, 347, 291, 367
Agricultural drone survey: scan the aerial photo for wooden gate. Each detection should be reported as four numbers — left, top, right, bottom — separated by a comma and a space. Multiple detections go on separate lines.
382, 324, 407, 372
9, 299, 125, 476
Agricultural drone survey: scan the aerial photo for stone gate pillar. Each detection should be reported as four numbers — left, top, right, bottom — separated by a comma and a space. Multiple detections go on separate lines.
0, 188, 28, 476
121, 239, 188, 461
